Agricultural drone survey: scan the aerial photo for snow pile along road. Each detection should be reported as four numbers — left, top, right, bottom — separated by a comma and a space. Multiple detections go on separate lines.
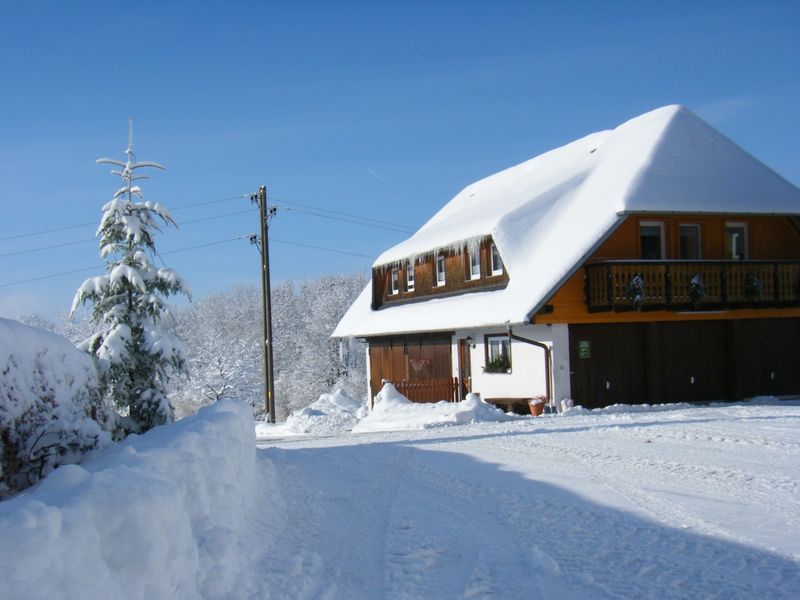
0, 400, 257, 600
353, 383, 514, 433
257, 388, 368, 438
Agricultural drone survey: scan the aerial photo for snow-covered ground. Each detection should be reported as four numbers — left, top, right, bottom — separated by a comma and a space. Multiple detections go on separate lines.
255, 397, 800, 599
2, 393, 799, 598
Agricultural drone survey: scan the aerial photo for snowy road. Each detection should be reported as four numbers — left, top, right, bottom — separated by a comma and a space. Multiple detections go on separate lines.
253, 402, 800, 599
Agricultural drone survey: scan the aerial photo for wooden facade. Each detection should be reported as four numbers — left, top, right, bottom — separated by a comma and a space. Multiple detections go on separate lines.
371, 236, 509, 309
368, 334, 456, 402
538, 215, 800, 325
551, 214, 800, 408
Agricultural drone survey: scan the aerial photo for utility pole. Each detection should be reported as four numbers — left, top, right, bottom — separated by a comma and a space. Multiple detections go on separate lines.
253, 186, 277, 423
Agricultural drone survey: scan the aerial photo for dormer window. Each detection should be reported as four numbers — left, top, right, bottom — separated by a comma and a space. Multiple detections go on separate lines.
407, 261, 415, 291
490, 243, 504, 275
468, 248, 481, 280
436, 254, 446, 286
640, 221, 665, 260
390, 267, 399, 295
725, 223, 748, 260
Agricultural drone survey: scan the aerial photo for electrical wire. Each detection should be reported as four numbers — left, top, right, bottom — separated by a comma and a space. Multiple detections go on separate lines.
271, 237, 375, 259
0, 194, 251, 242
280, 206, 413, 233
1, 208, 257, 260
0, 234, 374, 288
272, 196, 415, 230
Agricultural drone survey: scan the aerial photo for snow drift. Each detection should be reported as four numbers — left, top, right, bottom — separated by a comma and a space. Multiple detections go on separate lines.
0, 317, 110, 497
257, 388, 367, 437
353, 383, 513, 433
0, 400, 256, 600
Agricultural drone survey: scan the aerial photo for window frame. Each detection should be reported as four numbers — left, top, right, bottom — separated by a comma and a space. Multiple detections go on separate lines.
639, 220, 666, 260
435, 254, 446, 286
678, 223, 702, 260
389, 267, 399, 295
490, 243, 504, 276
484, 334, 512, 374
468, 247, 481, 280
406, 261, 415, 292
724, 222, 749, 260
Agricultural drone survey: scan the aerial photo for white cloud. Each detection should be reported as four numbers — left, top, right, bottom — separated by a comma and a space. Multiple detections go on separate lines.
694, 96, 757, 125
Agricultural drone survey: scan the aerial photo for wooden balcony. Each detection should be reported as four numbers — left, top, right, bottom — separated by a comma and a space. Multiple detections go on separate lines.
584, 260, 800, 312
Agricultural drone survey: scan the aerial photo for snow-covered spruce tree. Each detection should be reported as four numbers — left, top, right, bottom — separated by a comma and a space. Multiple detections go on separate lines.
71, 126, 189, 433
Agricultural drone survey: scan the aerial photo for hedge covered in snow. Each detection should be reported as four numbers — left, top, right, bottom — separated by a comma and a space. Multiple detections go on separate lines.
0, 399, 256, 599
0, 318, 111, 496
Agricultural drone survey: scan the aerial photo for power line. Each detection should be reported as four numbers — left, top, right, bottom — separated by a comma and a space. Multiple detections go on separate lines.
0, 265, 102, 289
281, 206, 413, 233
0, 194, 250, 242
272, 196, 415, 230
0, 234, 374, 288
271, 237, 375, 259
0, 238, 95, 259
1, 207, 257, 260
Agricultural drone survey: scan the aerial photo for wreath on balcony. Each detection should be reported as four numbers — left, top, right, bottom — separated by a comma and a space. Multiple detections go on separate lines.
688, 274, 707, 309
623, 274, 645, 310
744, 272, 764, 301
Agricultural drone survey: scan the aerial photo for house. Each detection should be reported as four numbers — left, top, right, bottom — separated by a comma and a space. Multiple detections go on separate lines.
333, 105, 800, 412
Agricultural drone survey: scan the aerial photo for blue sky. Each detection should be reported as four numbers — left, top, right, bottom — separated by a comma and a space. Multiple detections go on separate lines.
1, 1, 798, 319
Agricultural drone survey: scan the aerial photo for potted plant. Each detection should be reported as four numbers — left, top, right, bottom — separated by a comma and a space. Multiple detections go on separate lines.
623, 274, 645, 310
529, 396, 547, 417
688, 274, 707, 309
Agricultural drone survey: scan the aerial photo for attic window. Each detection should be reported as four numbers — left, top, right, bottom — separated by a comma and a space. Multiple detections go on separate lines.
406, 261, 415, 291
390, 267, 399, 295
490, 243, 504, 275
468, 248, 481, 280
435, 254, 446, 286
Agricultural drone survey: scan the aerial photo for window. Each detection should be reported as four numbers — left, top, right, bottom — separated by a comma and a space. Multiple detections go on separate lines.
390, 267, 399, 295
639, 221, 665, 260
406, 261, 415, 291
725, 223, 748, 260
435, 254, 446, 286
468, 248, 481, 280
485, 335, 511, 373
678, 224, 701, 259
490, 243, 504, 275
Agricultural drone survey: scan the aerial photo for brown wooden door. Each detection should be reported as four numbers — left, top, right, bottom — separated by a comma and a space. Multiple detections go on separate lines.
569, 323, 647, 408
458, 339, 472, 399
736, 318, 800, 397
657, 321, 729, 403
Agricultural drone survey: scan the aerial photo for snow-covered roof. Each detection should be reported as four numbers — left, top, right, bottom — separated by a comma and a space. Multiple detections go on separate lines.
334, 105, 800, 338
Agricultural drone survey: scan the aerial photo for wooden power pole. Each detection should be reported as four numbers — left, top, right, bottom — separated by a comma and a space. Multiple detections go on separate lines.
256, 185, 276, 423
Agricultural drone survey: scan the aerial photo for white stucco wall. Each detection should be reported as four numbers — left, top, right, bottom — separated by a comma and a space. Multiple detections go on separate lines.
550, 323, 571, 403
452, 324, 556, 402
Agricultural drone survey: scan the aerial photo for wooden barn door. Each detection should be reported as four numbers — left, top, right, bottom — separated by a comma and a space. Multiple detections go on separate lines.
657, 321, 729, 403
735, 318, 800, 397
368, 334, 455, 402
569, 323, 647, 408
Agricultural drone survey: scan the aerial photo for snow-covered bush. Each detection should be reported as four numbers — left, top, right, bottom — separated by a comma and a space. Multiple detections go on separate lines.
72, 131, 189, 433
0, 318, 111, 497
0, 400, 257, 599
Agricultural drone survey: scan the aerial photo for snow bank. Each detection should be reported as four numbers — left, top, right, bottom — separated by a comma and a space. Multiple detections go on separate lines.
256, 389, 368, 437
353, 383, 513, 433
0, 317, 110, 496
0, 400, 256, 600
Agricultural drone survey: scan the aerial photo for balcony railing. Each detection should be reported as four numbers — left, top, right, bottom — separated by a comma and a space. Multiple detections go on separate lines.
584, 260, 800, 312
